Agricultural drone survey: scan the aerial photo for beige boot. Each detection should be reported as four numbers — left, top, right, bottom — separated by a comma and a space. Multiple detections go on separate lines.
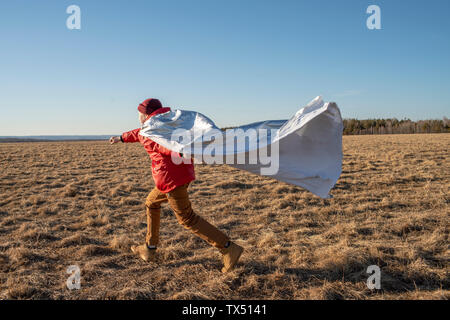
220, 242, 244, 273
131, 244, 157, 262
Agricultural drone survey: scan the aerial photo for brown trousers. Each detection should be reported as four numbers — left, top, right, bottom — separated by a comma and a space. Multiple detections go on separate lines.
145, 183, 229, 249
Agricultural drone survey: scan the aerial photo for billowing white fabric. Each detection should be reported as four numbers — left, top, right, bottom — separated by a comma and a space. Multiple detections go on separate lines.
140, 96, 343, 199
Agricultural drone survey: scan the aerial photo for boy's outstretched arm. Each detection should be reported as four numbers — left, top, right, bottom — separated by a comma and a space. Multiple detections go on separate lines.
110, 128, 140, 144
121, 128, 141, 143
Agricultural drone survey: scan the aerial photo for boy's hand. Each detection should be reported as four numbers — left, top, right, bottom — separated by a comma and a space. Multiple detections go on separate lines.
109, 136, 121, 144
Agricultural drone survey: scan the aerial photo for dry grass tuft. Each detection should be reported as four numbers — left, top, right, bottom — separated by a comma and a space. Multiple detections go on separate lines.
109, 235, 134, 251
80, 245, 116, 257
8, 247, 43, 267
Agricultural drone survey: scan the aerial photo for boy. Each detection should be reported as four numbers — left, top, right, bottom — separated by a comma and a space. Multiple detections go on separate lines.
109, 98, 243, 273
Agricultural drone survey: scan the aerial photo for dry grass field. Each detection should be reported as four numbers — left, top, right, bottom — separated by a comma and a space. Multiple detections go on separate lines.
0, 134, 448, 300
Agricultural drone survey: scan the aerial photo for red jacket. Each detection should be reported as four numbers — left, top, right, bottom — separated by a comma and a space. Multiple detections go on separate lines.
121, 107, 195, 193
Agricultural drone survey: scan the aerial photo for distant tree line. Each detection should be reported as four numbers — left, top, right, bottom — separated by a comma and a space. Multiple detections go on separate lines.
343, 117, 450, 135
221, 117, 449, 135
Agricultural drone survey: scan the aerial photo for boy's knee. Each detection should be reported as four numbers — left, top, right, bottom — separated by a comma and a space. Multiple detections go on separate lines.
145, 200, 161, 210
176, 209, 199, 227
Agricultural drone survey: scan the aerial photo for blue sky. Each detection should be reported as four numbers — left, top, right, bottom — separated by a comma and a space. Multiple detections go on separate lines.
0, 0, 449, 135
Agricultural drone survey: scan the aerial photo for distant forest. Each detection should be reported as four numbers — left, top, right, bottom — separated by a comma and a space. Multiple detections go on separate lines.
221, 117, 449, 135
342, 117, 450, 135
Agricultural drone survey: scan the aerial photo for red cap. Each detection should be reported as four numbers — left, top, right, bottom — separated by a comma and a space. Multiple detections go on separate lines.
137, 98, 163, 115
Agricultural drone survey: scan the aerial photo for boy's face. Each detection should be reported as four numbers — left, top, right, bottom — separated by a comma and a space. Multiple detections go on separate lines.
139, 112, 147, 125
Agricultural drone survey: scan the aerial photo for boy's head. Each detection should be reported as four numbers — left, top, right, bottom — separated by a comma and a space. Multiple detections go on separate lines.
138, 98, 162, 115
138, 98, 162, 124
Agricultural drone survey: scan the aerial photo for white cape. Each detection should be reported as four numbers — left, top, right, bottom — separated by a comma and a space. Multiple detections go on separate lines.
140, 96, 343, 199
